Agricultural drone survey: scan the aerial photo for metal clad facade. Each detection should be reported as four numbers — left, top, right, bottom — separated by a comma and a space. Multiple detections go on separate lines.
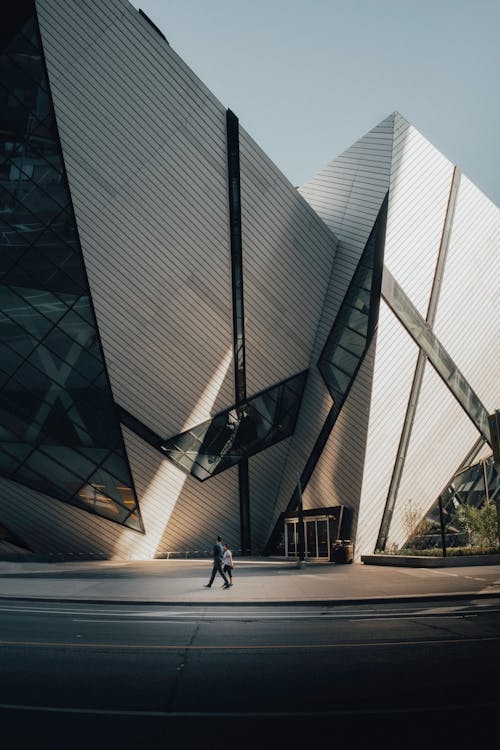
354, 302, 420, 556
238, 129, 339, 547
282, 116, 395, 550
433, 176, 499, 411
0, 3, 494, 561
386, 116, 454, 316
37, 0, 235, 438
387, 366, 480, 550
239, 128, 338, 392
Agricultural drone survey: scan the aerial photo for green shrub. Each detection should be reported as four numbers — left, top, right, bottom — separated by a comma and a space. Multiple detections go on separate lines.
455, 499, 498, 548
376, 545, 500, 557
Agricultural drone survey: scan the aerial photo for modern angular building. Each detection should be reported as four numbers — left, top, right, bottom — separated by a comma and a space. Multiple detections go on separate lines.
0, 0, 497, 561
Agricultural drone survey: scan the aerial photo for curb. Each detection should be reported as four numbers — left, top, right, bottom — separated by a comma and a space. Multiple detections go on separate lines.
0, 591, 498, 607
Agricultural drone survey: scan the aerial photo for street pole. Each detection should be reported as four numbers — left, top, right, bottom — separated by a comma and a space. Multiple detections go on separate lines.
438, 495, 447, 558
297, 476, 305, 567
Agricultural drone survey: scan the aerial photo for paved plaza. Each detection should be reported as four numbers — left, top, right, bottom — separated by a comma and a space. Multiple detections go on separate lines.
0, 558, 498, 605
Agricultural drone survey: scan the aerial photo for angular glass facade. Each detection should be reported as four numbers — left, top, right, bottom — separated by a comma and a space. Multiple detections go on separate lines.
161, 371, 308, 480
0, 4, 143, 531
319, 196, 387, 408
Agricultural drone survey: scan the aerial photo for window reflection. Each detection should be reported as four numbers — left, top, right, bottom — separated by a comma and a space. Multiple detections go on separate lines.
161, 371, 307, 481
319, 200, 385, 407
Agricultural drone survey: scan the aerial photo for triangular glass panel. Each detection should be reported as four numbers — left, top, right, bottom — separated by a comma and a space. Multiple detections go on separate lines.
161, 371, 307, 481
319, 195, 387, 406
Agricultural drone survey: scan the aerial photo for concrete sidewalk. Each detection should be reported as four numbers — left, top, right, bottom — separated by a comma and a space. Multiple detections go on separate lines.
0, 557, 499, 605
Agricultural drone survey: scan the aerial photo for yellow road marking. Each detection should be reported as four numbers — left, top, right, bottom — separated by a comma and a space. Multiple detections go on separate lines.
0, 636, 498, 650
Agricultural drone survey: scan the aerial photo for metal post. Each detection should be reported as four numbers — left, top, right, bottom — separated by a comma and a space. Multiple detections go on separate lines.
297, 476, 305, 565
239, 460, 251, 555
438, 495, 447, 557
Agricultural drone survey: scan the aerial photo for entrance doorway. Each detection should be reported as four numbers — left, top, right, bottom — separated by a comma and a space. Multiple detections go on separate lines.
285, 516, 330, 559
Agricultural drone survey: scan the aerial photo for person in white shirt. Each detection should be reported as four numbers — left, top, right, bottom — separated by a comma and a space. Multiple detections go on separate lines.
222, 544, 234, 586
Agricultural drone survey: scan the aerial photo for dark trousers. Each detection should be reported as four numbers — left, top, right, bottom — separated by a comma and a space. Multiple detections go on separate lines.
208, 559, 228, 585
223, 564, 233, 581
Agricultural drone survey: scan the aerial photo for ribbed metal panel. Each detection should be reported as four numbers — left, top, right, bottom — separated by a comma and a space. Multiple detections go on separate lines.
124, 427, 240, 559
248, 440, 293, 552
354, 302, 420, 557
387, 365, 480, 550
301, 336, 377, 537
155, 470, 241, 558
386, 116, 454, 316
299, 114, 394, 264
239, 128, 338, 392
432, 176, 499, 412
37, 0, 235, 440
268, 116, 395, 536
29, 0, 241, 557
0, 476, 127, 558
267, 369, 333, 535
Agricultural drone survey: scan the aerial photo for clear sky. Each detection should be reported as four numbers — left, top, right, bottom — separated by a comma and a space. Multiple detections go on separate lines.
131, 0, 499, 205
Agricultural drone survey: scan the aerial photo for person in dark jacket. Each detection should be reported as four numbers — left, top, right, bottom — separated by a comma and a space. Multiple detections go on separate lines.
204, 536, 230, 588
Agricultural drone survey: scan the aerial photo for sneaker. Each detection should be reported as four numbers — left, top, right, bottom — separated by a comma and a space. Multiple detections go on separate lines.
204, 584, 211, 588
223, 583, 230, 589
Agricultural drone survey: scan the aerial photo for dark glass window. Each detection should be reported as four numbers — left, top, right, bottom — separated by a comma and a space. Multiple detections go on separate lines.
319, 199, 386, 408
0, 5, 142, 532
160, 371, 307, 481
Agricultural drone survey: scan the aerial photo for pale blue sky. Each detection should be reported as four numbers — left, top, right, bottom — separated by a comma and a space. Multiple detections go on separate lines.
131, 0, 499, 205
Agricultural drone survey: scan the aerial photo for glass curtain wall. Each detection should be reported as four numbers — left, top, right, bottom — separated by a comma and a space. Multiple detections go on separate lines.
0, 4, 142, 531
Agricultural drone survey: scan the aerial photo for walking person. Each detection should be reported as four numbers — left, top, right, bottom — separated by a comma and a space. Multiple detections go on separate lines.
222, 543, 234, 586
204, 535, 230, 589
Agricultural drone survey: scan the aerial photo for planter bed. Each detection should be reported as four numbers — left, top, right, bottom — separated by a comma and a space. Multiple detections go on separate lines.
361, 553, 500, 567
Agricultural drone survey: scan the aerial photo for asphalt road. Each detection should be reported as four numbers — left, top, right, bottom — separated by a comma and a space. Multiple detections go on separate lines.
1, 597, 499, 749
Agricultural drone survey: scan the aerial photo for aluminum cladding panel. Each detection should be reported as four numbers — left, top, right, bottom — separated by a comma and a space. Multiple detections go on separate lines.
355, 302, 420, 557
238, 127, 338, 392
386, 116, 454, 317
432, 175, 499, 412
36, 0, 235, 440
387, 365, 480, 551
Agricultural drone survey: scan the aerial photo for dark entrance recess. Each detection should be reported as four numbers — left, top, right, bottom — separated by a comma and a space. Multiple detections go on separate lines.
277, 506, 351, 561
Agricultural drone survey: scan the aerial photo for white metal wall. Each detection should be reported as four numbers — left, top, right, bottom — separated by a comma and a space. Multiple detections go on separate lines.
386, 365, 480, 550
301, 336, 377, 533
30, 0, 243, 558
239, 127, 338, 393
238, 127, 340, 548
0, 476, 126, 558
298, 114, 395, 333
432, 175, 499, 412
37, 0, 235, 436
382, 174, 499, 550
31, 0, 340, 557
270, 115, 395, 541
385, 115, 454, 317
354, 302, 420, 556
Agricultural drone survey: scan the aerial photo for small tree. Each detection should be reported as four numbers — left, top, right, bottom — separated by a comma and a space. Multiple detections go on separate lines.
455, 499, 498, 548
403, 499, 433, 549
